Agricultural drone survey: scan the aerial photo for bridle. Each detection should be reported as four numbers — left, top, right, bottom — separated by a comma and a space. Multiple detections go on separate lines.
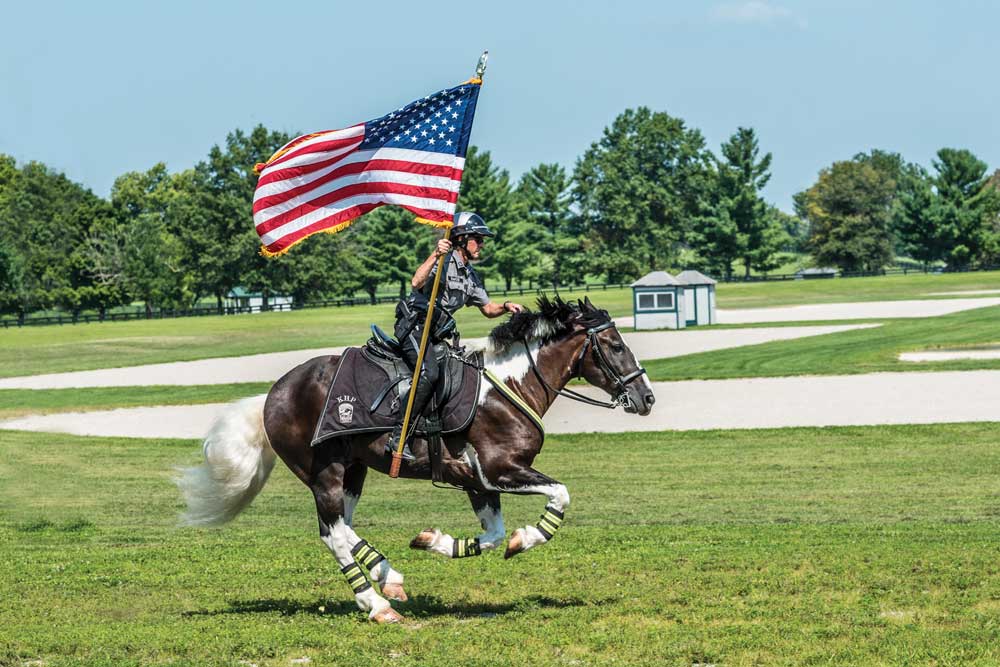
522, 320, 647, 410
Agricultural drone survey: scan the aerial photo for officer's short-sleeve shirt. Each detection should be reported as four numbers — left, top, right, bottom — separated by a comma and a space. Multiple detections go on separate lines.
424, 252, 489, 314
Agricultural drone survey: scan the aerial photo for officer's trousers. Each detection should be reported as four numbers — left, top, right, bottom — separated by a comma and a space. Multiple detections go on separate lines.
393, 319, 441, 423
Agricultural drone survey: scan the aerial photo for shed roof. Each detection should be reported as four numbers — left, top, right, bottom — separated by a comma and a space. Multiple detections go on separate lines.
676, 270, 717, 286
631, 271, 681, 287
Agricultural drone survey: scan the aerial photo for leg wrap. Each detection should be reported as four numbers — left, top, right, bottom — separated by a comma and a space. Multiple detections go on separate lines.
535, 506, 564, 540
452, 537, 482, 558
340, 562, 371, 595
351, 540, 387, 572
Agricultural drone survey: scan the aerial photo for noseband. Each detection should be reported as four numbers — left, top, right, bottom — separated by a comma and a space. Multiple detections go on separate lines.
522, 321, 648, 410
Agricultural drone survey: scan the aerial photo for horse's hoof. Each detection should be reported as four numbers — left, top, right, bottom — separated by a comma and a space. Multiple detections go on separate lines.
371, 607, 404, 624
504, 529, 525, 560
382, 582, 409, 602
410, 528, 440, 550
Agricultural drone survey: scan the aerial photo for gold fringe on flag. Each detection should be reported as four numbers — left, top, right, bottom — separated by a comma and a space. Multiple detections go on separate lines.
258, 219, 359, 258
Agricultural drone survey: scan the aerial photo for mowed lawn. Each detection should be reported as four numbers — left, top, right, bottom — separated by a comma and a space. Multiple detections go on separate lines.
646, 302, 1000, 380
3, 271, 999, 379
3, 424, 1000, 666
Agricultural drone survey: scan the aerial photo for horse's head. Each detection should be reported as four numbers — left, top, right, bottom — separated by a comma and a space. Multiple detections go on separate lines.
564, 296, 655, 416
487, 294, 656, 415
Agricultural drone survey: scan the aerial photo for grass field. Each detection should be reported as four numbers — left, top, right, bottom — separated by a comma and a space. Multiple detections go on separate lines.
3, 272, 999, 379
0, 385, 270, 421
3, 423, 1000, 666
646, 302, 1000, 380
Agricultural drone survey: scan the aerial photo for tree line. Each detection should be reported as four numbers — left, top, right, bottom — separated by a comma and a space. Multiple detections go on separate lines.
1, 108, 998, 319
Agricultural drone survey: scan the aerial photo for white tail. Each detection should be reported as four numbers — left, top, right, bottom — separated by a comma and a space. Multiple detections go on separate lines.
176, 395, 276, 526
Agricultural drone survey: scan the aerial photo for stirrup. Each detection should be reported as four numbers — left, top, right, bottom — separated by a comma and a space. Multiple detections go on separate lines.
385, 429, 415, 462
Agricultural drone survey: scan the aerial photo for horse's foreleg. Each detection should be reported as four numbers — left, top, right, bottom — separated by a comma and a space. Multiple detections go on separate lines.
491, 468, 569, 560
342, 462, 407, 602
313, 464, 402, 623
410, 490, 505, 558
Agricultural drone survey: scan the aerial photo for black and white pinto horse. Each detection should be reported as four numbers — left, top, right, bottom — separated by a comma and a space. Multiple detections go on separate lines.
177, 296, 654, 623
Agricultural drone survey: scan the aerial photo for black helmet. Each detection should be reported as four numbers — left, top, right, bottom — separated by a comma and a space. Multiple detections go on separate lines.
452, 211, 495, 239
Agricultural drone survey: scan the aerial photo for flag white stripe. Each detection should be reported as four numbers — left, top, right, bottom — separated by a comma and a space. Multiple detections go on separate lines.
259, 193, 457, 246
253, 170, 462, 226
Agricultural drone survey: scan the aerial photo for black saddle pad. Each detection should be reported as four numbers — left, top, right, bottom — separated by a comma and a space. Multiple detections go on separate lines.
311, 346, 481, 446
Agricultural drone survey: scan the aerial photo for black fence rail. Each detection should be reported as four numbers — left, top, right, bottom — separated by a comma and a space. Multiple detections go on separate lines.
2, 264, 998, 329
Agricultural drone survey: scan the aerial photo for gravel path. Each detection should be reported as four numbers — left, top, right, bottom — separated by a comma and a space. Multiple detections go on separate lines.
716, 297, 1000, 324
4, 370, 998, 438
0, 325, 872, 389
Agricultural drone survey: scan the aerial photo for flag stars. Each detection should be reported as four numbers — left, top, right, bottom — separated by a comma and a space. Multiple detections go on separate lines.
446, 139, 453, 147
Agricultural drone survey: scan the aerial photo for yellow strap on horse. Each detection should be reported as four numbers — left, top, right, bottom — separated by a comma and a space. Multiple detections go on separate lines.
482, 368, 545, 438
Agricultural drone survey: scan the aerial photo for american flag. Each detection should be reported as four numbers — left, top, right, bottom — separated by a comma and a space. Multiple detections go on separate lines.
252, 81, 481, 256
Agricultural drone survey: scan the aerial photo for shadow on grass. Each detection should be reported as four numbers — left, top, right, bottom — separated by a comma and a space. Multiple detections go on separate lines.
184, 594, 601, 620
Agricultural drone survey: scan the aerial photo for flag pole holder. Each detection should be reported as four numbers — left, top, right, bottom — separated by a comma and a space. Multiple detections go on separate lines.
389, 227, 452, 478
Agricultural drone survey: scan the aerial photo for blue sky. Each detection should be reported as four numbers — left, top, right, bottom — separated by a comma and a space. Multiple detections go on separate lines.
2, 1, 997, 212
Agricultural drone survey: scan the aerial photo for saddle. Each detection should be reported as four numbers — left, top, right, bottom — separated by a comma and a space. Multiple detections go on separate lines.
310, 326, 483, 447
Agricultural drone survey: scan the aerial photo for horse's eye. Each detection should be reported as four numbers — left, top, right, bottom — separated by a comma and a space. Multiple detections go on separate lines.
611, 343, 625, 353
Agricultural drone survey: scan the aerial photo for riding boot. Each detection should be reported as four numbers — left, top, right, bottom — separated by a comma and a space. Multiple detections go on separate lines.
384, 374, 435, 462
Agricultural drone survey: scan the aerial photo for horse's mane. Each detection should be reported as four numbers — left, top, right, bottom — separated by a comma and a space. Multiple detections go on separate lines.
486, 294, 611, 353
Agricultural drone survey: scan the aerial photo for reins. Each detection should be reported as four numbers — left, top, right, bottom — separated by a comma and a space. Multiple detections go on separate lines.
521, 320, 647, 411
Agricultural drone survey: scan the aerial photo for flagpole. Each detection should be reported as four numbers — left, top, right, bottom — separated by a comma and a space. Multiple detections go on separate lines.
389, 51, 488, 479
389, 227, 451, 478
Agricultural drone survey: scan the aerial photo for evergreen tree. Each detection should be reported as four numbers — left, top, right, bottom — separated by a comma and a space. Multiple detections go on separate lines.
458, 146, 535, 290
516, 163, 575, 287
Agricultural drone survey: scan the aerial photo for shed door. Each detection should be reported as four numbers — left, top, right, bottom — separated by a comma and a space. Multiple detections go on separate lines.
685, 288, 697, 326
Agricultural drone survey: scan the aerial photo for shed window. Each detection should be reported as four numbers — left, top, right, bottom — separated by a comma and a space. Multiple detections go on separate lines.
637, 291, 674, 311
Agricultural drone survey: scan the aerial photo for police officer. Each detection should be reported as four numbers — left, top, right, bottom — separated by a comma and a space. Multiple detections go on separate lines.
388, 211, 525, 461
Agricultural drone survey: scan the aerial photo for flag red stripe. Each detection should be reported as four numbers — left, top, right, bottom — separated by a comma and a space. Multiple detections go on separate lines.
254, 181, 460, 236
265, 131, 365, 170
253, 159, 463, 213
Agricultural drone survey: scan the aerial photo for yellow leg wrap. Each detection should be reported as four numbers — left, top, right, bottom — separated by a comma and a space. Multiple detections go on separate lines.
535, 506, 564, 541
351, 540, 387, 571
452, 537, 482, 558
340, 562, 371, 594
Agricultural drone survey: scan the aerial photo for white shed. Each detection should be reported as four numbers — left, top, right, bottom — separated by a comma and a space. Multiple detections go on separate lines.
631, 271, 686, 330
676, 270, 717, 326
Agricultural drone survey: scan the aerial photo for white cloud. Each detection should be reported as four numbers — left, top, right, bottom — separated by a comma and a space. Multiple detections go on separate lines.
710, 1, 806, 28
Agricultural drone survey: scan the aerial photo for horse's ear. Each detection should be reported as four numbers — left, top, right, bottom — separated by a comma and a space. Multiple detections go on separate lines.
583, 296, 595, 311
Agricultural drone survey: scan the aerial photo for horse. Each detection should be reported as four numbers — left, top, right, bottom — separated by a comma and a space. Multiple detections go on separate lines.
176, 295, 655, 623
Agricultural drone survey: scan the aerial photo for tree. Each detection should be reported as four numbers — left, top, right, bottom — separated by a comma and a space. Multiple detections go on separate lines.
353, 206, 426, 303
87, 164, 193, 316
795, 160, 895, 273
720, 127, 776, 277
458, 146, 535, 289
930, 149, 1000, 268
516, 163, 575, 287
573, 107, 714, 283
0, 156, 110, 316
196, 125, 295, 310
893, 164, 943, 268
893, 149, 1000, 269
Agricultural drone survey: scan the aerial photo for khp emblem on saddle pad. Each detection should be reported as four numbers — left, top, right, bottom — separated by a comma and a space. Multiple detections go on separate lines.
336, 396, 357, 424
